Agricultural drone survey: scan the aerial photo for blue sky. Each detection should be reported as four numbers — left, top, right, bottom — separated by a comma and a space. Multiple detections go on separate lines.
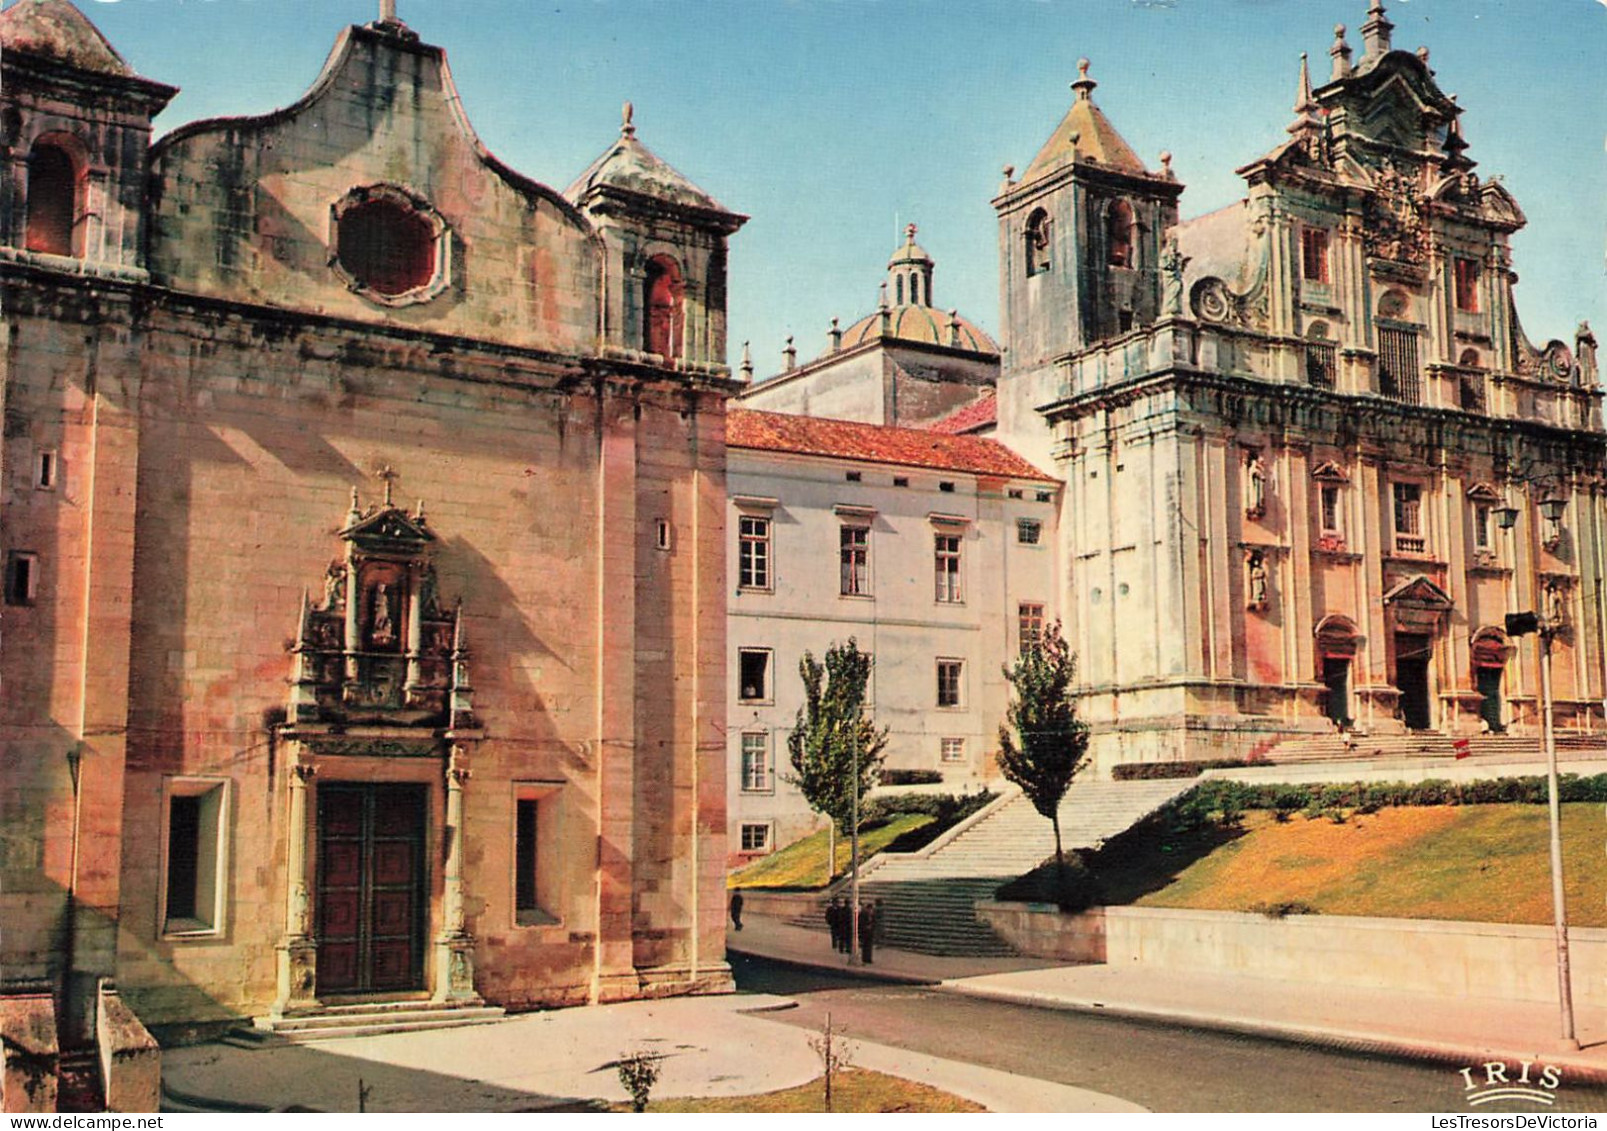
69, 0, 1607, 371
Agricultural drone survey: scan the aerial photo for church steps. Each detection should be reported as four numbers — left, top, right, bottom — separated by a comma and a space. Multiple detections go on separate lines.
251, 1002, 506, 1041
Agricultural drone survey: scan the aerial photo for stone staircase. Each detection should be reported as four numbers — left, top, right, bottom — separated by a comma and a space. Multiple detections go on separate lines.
786, 778, 1195, 956
250, 999, 505, 1041
1261, 731, 1604, 765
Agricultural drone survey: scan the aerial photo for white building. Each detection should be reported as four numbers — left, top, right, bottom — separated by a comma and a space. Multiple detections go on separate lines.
725, 408, 1060, 860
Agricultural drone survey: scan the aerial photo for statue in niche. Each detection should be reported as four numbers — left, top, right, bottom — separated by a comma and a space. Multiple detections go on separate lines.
322, 562, 346, 611
419, 564, 440, 619
1247, 552, 1269, 610
370, 583, 396, 647
1548, 583, 1567, 627
1160, 235, 1190, 317
1245, 454, 1267, 519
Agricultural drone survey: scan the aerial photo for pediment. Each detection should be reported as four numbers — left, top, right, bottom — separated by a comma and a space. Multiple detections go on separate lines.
1311, 461, 1349, 483
1466, 482, 1503, 503
341, 504, 435, 549
1383, 574, 1454, 610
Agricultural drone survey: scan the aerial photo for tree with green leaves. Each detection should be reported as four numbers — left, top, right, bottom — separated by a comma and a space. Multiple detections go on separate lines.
786, 638, 888, 880
999, 619, 1089, 871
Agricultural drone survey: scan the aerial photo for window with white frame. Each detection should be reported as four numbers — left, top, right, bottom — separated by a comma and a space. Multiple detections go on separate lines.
940, 737, 966, 764
840, 525, 870, 596
738, 648, 772, 702
1018, 602, 1045, 654
740, 732, 771, 792
1016, 518, 1042, 545
162, 778, 228, 936
936, 658, 964, 708
738, 514, 771, 590
740, 823, 772, 853
1393, 482, 1425, 553
934, 533, 963, 603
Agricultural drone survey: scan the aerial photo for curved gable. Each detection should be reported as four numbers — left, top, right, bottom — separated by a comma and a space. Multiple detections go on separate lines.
149, 22, 600, 355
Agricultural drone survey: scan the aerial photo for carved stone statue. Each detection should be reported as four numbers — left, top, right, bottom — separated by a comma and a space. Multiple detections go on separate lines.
323, 562, 346, 611
1160, 235, 1190, 317
1247, 552, 1269, 610
371, 582, 396, 646
1246, 455, 1267, 518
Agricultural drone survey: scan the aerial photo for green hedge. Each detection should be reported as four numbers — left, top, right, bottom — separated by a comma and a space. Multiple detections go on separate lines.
1111, 759, 1261, 781
879, 768, 944, 786
862, 789, 996, 827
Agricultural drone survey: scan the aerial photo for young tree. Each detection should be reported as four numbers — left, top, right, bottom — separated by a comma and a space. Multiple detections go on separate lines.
998, 620, 1089, 871
786, 639, 888, 879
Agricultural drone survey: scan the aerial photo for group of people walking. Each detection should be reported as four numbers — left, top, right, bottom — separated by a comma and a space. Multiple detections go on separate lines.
825, 896, 884, 963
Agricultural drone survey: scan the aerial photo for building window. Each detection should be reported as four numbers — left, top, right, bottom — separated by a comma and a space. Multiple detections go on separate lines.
1378, 326, 1421, 405
937, 659, 963, 708
893, 477, 910, 488
5, 552, 38, 606
1301, 228, 1330, 283
1019, 602, 1045, 654
1474, 503, 1492, 552
1016, 518, 1042, 545
644, 255, 686, 360
162, 780, 227, 935
840, 525, 869, 596
26, 142, 80, 257
1393, 482, 1425, 554
939, 481, 955, 494
655, 519, 672, 551
35, 450, 57, 490
740, 823, 772, 853
1036, 490, 1053, 503
1454, 257, 1481, 313
1106, 200, 1134, 268
934, 533, 963, 603
1025, 209, 1053, 277
1320, 483, 1342, 536
337, 195, 437, 297
739, 515, 771, 590
1304, 322, 1337, 390
738, 648, 772, 702
514, 786, 561, 926
740, 732, 771, 793
940, 737, 966, 764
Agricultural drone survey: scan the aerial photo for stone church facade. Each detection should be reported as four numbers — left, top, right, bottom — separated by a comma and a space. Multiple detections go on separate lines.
1, 0, 741, 1050
995, 4, 1605, 769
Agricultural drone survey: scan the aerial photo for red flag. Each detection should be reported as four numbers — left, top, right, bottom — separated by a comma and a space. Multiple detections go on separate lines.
1453, 738, 1472, 760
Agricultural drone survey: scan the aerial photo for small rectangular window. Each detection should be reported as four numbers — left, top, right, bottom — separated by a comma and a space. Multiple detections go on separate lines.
939, 481, 955, 494
1320, 484, 1342, 535
1474, 503, 1492, 552
1036, 490, 1053, 503
1008, 488, 1024, 500
845, 471, 862, 483
1018, 602, 1045, 654
1016, 518, 1042, 545
35, 451, 57, 490
739, 514, 772, 590
840, 525, 870, 596
740, 823, 772, 853
893, 477, 910, 488
1301, 228, 1330, 283
1393, 482, 1425, 554
739, 648, 772, 702
5, 552, 38, 606
740, 732, 771, 792
940, 737, 966, 764
655, 519, 672, 551
163, 780, 227, 935
937, 658, 964, 708
514, 785, 561, 926
1454, 257, 1481, 313
934, 533, 963, 603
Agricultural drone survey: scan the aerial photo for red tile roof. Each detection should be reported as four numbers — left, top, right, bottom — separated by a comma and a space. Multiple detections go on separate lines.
727, 408, 1056, 483
925, 394, 997, 435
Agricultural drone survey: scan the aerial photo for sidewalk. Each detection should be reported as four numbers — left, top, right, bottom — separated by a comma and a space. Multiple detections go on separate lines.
161, 990, 1143, 1113
731, 912, 1607, 1082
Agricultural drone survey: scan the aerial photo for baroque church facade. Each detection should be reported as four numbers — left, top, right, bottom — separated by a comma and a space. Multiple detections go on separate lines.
993, 4, 1605, 768
1, 0, 741, 1053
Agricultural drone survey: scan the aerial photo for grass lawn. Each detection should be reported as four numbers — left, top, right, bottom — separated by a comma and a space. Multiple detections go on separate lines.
1092, 803, 1607, 926
729, 813, 935, 890
629, 1070, 985, 1113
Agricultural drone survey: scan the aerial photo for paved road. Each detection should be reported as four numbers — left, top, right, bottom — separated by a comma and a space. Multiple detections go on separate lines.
732, 953, 1607, 1113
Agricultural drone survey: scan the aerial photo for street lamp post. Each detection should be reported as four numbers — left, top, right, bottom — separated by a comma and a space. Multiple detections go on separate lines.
848, 723, 861, 965
1499, 500, 1579, 1050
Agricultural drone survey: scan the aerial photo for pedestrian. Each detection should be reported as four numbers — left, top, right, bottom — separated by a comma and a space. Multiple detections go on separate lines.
858, 901, 875, 964
825, 897, 842, 952
729, 889, 744, 932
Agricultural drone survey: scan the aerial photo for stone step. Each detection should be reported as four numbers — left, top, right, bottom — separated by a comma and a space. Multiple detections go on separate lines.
254, 1002, 505, 1041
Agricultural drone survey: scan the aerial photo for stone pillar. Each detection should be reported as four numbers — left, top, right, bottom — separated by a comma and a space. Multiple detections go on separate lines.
343, 548, 361, 683
433, 746, 480, 1004
404, 562, 424, 700
273, 758, 318, 1015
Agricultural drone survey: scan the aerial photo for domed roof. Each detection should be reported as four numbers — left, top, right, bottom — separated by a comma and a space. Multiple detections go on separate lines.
0, 0, 133, 76
888, 224, 932, 268
566, 102, 734, 215
840, 304, 998, 354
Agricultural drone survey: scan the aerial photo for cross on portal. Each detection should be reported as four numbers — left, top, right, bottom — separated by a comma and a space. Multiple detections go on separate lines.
375, 465, 399, 506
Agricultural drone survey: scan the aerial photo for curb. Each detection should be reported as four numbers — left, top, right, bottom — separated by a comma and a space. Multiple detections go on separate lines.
727, 943, 940, 987
937, 981, 1607, 1084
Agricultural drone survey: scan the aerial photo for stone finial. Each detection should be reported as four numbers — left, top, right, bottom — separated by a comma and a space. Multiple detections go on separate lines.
948, 309, 962, 348
1159, 150, 1174, 179
1002, 164, 1015, 190
1071, 57, 1097, 102
905, 223, 918, 243
829, 317, 843, 353
1360, 1, 1393, 63
1416, 45, 1430, 66
783, 335, 797, 371
414, 498, 427, 523
1287, 53, 1323, 138
621, 101, 636, 139
347, 486, 362, 524
379, 0, 398, 24
1330, 24, 1353, 80
878, 280, 890, 312
739, 341, 754, 381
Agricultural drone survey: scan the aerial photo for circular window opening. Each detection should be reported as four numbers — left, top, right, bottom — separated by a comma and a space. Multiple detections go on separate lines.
337, 197, 436, 297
